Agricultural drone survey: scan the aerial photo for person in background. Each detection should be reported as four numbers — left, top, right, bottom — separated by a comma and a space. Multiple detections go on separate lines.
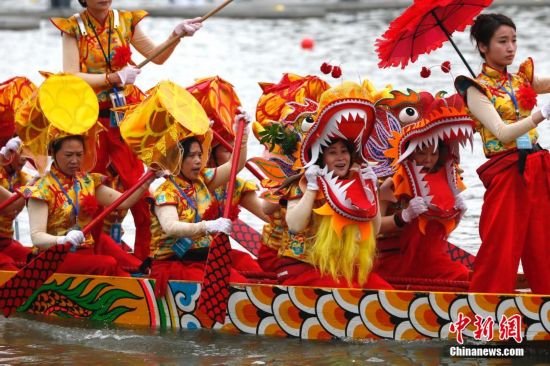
208, 142, 268, 222
0, 137, 32, 270
374, 140, 469, 282
455, 13, 550, 294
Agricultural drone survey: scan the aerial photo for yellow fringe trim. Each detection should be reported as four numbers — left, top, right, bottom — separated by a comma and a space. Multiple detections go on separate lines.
307, 214, 376, 285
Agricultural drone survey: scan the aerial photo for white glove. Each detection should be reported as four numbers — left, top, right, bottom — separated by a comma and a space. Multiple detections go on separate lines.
360, 164, 378, 188
454, 194, 467, 214
173, 17, 202, 37
360, 164, 378, 202
305, 164, 322, 191
0, 136, 21, 158
540, 101, 550, 119
57, 230, 85, 248
204, 218, 232, 235
401, 196, 428, 223
234, 111, 252, 142
116, 66, 141, 86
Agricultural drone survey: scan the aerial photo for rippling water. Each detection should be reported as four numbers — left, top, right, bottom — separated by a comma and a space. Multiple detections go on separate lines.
1, 5, 550, 364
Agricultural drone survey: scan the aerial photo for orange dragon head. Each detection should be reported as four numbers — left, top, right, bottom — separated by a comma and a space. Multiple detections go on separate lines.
384, 91, 476, 234
251, 73, 330, 186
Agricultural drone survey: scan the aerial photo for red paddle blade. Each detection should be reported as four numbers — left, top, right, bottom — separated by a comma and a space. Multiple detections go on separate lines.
198, 234, 232, 324
0, 243, 71, 317
230, 219, 262, 257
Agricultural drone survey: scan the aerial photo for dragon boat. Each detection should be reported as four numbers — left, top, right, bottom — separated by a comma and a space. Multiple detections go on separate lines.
1, 238, 548, 343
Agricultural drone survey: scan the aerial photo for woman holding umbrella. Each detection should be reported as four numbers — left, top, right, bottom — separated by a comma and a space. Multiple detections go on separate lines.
455, 13, 550, 294
50, 0, 202, 260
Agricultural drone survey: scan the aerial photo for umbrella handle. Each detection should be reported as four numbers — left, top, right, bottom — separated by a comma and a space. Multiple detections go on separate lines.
137, 0, 234, 69
430, 10, 476, 78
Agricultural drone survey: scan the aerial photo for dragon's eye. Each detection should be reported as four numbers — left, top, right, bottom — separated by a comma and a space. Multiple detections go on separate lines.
398, 107, 419, 124
301, 115, 315, 132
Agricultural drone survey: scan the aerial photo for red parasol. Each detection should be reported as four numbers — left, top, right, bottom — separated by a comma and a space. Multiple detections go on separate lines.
376, 0, 493, 77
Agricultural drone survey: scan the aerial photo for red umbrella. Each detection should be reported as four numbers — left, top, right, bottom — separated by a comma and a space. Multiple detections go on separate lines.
376, 0, 493, 77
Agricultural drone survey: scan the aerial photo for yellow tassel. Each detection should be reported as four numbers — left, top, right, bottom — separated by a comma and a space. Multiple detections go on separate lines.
307, 216, 376, 285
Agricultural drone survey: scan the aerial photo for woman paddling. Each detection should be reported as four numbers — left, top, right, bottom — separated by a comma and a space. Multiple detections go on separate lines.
0, 137, 32, 270
25, 134, 155, 276
149, 114, 263, 297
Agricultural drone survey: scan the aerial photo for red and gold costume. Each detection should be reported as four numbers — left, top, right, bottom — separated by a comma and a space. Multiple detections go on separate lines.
23, 165, 134, 276
0, 165, 32, 270
149, 169, 262, 297
51, 10, 151, 260
15, 74, 142, 276
250, 74, 330, 273
456, 59, 550, 294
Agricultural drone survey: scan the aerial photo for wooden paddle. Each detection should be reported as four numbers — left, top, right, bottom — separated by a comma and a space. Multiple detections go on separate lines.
212, 130, 265, 181
0, 191, 22, 212
198, 117, 245, 324
0, 170, 155, 317
137, 0, 234, 69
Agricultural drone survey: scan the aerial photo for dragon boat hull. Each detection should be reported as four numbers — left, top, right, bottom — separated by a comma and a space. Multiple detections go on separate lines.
1, 270, 549, 342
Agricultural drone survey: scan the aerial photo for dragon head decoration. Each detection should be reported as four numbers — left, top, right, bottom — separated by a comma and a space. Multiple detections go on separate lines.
251, 73, 330, 186
384, 91, 475, 234
186, 76, 242, 146
301, 81, 380, 223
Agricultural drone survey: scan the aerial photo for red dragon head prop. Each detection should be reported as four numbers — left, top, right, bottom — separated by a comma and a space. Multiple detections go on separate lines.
385, 92, 475, 233
301, 82, 379, 222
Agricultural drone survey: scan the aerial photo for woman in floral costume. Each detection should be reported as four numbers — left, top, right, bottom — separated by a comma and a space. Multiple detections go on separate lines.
50, 0, 202, 260
0, 137, 31, 270
149, 115, 262, 297
25, 135, 154, 276
455, 13, 550, 294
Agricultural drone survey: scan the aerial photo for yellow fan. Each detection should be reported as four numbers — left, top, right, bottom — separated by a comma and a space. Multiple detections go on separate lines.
15, 73, 100, 173
38, 74, 98, 134
120, 80, 210, 174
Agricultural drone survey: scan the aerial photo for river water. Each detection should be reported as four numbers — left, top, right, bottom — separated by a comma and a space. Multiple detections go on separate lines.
1, 4, 550, 365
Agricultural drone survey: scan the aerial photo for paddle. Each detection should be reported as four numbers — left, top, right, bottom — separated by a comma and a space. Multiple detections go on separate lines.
137, 0, 234, 69
198, 117, 245, 324
0, 170, 155, 317
0, 191, 22, 212
212, 130, 264, 181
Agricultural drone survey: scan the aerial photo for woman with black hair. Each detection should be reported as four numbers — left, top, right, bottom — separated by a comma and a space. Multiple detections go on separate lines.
148, 115, 263, 296
50, 0, 202, 260
25, 135, 154, 276
455, 13, 550, 294
280, 138, 391, 289
374, 140, 469, 282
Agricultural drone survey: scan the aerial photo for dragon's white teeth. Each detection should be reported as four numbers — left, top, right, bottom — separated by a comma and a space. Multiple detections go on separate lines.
340, 180, 354, 193
425, 195, 433, 204
398, 141, 418, 164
